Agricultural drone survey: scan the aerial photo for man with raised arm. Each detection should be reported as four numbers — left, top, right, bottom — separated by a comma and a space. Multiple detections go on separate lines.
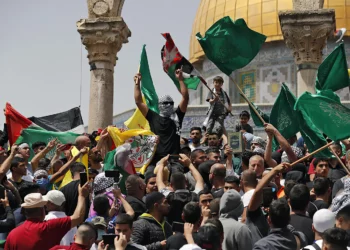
134, 69, 189, 168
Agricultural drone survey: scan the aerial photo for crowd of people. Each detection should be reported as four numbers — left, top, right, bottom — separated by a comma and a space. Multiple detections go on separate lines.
0, 70, 349, 250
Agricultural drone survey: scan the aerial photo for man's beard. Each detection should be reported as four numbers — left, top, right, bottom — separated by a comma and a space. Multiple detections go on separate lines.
192, 138, 200, 144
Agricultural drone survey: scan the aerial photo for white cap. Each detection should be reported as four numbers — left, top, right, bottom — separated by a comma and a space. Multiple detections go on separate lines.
21, 193, 48, 208
43, 190, 66, 206
313, 209, 336, 233
180, 244, 203, 250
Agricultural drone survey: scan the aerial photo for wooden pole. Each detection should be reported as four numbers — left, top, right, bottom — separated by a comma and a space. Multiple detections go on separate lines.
329, 146, 350, 175
228, 76, 266, 124
291, 141, 334, 167
198, 76, 233, 116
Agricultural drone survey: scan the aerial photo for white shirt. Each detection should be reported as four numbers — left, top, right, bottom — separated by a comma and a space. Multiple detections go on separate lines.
242, 189, 255, 207
304, 239, 350, 250
45, 211, 77, 246
6, 162, 34, 182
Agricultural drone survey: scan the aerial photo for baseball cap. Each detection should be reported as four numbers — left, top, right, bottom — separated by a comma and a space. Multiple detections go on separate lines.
91, 216, 107, 228
44, 190, 66, 206
313, 209, 336, 233
180, 244, 203, 250
21, 193, 48, 208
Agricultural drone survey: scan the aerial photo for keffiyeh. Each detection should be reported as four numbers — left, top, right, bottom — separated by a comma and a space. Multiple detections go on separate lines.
158, 95, 175, 118
281, 146, 304, 163
332, 177, 350, 213
93, 172, 114, 194
34, 169, 48, 179
252, 136, 266, 149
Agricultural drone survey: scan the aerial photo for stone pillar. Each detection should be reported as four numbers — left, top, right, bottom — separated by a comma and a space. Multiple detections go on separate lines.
77, 0, 131, 132
279, 4, 335, 97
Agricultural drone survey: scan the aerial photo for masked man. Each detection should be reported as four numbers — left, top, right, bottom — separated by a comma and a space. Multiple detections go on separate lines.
134, 69, 189, 168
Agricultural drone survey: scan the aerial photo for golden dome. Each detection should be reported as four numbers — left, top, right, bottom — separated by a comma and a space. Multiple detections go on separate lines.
189, 0, 350, 63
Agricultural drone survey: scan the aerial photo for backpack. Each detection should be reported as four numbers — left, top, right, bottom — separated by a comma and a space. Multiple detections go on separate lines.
166, 190, 198, 225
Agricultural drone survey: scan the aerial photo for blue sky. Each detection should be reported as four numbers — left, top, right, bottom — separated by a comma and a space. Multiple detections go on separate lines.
0, 0, 200, 126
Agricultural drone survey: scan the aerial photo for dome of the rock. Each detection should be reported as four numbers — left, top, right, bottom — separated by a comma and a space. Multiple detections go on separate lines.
113, 0, 350, 136
189, 0, 350, 64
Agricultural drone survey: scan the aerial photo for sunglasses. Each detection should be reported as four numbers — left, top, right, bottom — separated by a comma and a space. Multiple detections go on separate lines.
159, 102, 174, 106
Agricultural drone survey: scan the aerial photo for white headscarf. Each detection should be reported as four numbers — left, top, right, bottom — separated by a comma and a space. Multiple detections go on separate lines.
158, 95, 175, 117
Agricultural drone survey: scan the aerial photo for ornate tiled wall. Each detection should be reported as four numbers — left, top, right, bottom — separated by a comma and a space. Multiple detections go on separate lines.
189, 38, 350, 105
189, 40, 298, 105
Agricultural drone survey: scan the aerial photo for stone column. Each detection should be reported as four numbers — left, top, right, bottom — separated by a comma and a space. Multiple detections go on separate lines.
279, 3, 335, 96
77, 0, 131, 132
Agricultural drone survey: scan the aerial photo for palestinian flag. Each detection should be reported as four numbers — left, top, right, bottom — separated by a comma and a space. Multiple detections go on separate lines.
161, 33, 201, 90
5, 103, 85, 145
5, 103, 42, 145
29, 107, 84, 134
16, 128, 80, 160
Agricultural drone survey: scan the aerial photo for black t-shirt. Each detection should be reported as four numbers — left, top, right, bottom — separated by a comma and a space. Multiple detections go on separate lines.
290, 213, 314, 244
235, 123, 254, 134
8, 179, 30, 191
332, 178, 345, 199
161, 189, 198, 225
307, 200, 329, 219
166, 232, 188, 250
328, 165, 347, 184
146, 107, 185, 158
60, 180, 89, 218
120, 196, 146, 221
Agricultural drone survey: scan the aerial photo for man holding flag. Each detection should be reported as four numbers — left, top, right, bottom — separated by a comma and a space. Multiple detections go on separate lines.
134, 68, 189, 171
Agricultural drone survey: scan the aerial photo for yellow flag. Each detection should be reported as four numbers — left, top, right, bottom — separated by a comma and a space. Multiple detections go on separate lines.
107, 126, 156, 174
59, 146, 89, 189
107, 126, 154, 147
124, 97, 150, 130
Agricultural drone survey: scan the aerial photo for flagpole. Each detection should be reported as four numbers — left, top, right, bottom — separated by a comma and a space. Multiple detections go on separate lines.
290, 141, 333, 167
198, 76, 233, 116
228, 76, 266, 124
329, 145, 350, 175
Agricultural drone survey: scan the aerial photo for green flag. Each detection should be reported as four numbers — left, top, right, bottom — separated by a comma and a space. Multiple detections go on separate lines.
269, 83, 299, 140
249, 102, 269, 127
141, 45, 159, 113
103, 149, 129, 194
196, 17, 266, 75
295, 111, 332, 158
295, 90, 350, 141
316, 43, 350, 92
16, 128, 80, 160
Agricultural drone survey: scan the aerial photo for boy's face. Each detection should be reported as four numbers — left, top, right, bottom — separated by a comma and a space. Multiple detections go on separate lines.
115, 224, 132, 242
224, 182, 240, 193
213, 80, 223, 90
240, 116, 249, 125
315, 161, 329, 178
336, 217, 350, 230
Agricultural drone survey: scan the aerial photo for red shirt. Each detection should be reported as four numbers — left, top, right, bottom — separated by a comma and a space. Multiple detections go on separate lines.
5, 217, 71, 250
308, 157, 347, 175
50, 243, 90, 250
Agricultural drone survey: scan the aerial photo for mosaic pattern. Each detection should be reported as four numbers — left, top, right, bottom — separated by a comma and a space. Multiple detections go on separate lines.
239, 71, 256, 103
259, 64, 294, 103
